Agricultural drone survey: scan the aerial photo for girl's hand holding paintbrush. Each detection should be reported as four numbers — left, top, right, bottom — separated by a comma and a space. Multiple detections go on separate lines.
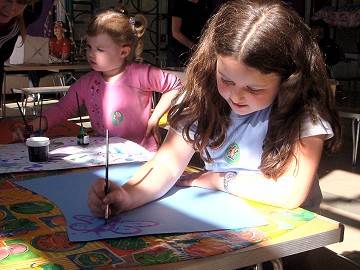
88, 129, 132, 220
88, 162, 160, 218
88, 179, 132, 217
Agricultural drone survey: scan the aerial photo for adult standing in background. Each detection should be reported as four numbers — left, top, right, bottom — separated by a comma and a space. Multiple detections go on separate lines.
166, 0, 211, 67
0, 0, 43, 106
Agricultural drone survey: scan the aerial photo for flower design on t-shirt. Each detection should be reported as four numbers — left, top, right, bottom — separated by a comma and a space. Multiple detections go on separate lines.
112, 111, 124, 126
224, 142, 240, 164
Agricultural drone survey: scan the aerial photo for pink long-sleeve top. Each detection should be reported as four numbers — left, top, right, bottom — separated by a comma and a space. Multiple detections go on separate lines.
44, 63, 182, 151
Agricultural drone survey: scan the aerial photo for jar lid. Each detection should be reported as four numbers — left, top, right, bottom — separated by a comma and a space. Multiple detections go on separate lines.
26, 137, 50, 147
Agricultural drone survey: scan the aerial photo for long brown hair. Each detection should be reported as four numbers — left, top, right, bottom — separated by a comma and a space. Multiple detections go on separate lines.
86, 7, 147, 62
15, 0, 39, 43
168, 0, 341, 179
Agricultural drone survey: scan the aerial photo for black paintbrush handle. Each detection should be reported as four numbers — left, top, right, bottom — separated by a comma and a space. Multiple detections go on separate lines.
10, 88, 29, 128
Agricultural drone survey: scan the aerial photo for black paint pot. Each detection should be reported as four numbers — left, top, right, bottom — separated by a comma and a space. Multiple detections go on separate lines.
26, 137, 50, 162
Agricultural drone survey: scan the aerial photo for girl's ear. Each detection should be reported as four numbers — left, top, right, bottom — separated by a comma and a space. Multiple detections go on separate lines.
119, 45, 131, 58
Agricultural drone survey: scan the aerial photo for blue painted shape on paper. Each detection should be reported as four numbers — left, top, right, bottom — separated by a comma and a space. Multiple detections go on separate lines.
17, 163, 267, 242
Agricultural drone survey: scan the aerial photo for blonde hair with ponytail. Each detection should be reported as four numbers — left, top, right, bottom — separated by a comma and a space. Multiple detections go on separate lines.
86, 7, 147, 63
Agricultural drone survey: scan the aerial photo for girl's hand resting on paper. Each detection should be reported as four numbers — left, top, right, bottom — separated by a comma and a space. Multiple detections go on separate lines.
88, 179, 131, 218
176, 171, 223, 191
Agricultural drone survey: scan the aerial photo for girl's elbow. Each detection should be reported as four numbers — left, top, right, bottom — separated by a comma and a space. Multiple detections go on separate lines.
276, 176, 309, 209
283, 194, 307, 209
274, 199, 301, 209
284, 199, 302, 209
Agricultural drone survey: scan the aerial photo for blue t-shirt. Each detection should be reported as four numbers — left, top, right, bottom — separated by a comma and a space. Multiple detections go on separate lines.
204, 107, 271, 172
181, 106, 334, 211
201, 106, 333, 173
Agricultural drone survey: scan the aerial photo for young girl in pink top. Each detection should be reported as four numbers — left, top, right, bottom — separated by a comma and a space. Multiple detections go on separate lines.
28, 8, 181, 151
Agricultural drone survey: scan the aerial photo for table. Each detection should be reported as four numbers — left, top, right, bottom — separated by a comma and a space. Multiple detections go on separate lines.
0, 120, 344, 270
1, 63, 90, 117
12, 86, 70, 116
0, 173, 343, 270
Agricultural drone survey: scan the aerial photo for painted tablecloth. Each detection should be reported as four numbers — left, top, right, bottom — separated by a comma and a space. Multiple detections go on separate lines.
0, 178, 315, 270
0, 137, 154, 174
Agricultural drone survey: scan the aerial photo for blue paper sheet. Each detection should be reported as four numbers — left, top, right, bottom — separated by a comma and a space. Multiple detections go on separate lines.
17, 163, 267, 242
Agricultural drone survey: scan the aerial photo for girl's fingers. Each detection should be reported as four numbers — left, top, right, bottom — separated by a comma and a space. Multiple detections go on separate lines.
88, 180, 124, 217
103, 190, 121, 205
176, 171, 207, 187
88, 202, 104, 217
88, 179, 108, 217
103, 187, 128, 216
176, 178, 194, 187
92, 179, 106, 198
87, 196, 104, 217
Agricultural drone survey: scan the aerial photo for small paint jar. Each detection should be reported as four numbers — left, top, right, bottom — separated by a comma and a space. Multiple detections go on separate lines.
26, 137, 50, 162
77, 127, 89, 146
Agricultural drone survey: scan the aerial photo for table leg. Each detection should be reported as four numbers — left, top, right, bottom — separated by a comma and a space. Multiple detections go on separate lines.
351, 118, 360, 166
34, 93, 41, 115
271, 259, 283, 270
21, 92, 28, 115
253, 259, 283, 270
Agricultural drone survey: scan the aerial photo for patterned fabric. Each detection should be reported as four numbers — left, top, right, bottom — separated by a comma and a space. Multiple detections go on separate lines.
0, 177, 316, 270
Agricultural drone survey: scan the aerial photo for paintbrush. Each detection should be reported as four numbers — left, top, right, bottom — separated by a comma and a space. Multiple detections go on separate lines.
11, 88, 32, 138
75, 92, 89, 145
104, 129, 110, 223
37, 98, 43, 136
75, 92, 84, 130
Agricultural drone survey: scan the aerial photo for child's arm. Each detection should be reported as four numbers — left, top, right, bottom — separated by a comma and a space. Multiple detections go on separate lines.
144, 66, 182, 137
171, 16, 194, 49
88, 129, 195, 217
146, 90, 178, 137
12, 77, 86, 142
177, 135, 325, 209
43, 86, 82, 130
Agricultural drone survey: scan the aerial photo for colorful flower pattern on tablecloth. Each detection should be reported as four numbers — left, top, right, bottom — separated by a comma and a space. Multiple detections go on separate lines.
0, 180, 316, 270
